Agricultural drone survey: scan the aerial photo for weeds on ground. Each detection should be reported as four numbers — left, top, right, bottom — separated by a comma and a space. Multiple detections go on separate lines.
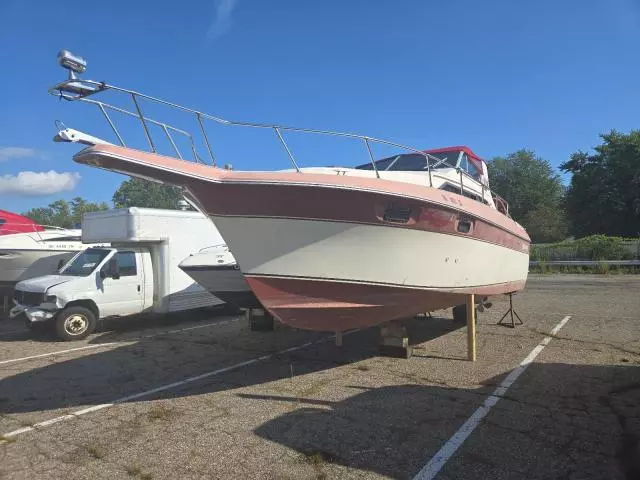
0, 435, 15, 444
125, 465, 142, 477
300, 450, 334, 466
146, 404, 177, 421
125, 465, 153, 479
86, 445, 104, 459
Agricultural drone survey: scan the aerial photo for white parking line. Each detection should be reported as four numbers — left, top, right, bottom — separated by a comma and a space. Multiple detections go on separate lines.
413, 315, 572, 480
0, 343, 121, 366
0, 331, 354, 442
0, 317, 241, 366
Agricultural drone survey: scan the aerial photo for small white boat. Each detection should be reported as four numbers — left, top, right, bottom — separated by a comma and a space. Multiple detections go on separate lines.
179, 245, 260, 309
0, 219, 86, 296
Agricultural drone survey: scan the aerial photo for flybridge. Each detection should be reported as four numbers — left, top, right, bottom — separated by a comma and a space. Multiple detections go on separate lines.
49, 50, 509, 216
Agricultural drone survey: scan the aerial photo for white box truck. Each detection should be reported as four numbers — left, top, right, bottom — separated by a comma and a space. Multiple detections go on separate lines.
11, 208, 226, 340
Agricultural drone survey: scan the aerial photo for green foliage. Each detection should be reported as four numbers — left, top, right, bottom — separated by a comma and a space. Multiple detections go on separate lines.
561, 130, 640, 237
23, 197, 109, 229
532, 235, 635, 261
112, 177, 185, 210
488, 150, 567, 242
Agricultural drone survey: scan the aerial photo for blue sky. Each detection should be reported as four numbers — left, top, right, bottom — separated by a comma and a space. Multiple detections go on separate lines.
1, 0, 639, 213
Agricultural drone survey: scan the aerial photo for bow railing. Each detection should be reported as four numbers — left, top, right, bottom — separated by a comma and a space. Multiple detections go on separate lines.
49, 77, 510, 217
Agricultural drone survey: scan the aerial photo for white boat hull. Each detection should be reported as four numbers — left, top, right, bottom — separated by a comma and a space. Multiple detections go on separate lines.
211, 216, 529, 289
0, 249, 78, 296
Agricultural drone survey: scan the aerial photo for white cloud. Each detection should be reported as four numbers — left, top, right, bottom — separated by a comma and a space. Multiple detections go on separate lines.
0, 171, 81, 196
205, 0, 238, 43
0, 147, 39, 162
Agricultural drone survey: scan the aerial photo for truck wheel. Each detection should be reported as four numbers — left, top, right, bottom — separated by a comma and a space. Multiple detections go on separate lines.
55, 306, 96, 341
452, 304, 478, 324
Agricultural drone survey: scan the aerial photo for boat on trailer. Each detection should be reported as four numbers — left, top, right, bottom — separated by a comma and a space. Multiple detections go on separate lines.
48, 50, 530, 332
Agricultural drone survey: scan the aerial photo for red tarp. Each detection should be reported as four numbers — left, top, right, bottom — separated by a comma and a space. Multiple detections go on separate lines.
0, 209, 44, 235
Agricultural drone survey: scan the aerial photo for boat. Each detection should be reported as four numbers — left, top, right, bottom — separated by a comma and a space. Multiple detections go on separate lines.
0, 209, 45, 236
48, 50, 530, 332
179, 245, 261, 309
0, 212, 87, 297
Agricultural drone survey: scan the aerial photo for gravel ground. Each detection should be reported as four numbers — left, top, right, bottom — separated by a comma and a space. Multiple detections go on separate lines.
0, 274, 638, 480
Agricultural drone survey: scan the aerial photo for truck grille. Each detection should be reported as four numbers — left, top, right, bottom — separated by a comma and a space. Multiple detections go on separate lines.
13, 290, 42, 307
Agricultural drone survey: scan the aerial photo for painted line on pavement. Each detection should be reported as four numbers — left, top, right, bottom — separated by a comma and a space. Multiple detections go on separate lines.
0, 317, 241, 366
1, 331, 355, 442
413, 315, 572, 480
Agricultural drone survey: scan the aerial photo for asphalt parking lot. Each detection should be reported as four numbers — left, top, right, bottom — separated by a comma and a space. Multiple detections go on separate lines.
0, 275, 639, 480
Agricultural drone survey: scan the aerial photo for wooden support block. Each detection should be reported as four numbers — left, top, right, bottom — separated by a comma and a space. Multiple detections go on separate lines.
248, 308, 275, 331
335, 331, 343, 347
467, 294, 476, 361
379, 323, 412, 359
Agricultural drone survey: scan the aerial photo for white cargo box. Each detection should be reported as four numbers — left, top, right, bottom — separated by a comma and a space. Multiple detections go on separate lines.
82, 207, 216, 244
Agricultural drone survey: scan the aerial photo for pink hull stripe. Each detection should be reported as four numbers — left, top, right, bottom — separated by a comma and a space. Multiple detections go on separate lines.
75, 145, 530, 246
246, 276, 526, 331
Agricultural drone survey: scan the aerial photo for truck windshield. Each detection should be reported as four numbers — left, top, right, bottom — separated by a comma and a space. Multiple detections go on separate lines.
60, 248, 111, 276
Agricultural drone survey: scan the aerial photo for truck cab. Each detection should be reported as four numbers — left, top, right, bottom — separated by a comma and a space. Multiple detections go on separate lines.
13, 246, 154, 339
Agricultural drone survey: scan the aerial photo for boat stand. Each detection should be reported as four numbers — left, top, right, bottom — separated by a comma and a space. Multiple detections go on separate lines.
246, 308, 275, 331
497, 293, 523, 328
466, 294, 476, 362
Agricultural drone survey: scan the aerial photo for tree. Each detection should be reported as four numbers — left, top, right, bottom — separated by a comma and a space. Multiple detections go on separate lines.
488, 150, 568, 242
23, 197, 109, 228
561, 130, 640, 238
112, 177, 184, 210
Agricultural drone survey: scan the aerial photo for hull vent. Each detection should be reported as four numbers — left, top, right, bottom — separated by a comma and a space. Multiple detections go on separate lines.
383, 205, 412, 224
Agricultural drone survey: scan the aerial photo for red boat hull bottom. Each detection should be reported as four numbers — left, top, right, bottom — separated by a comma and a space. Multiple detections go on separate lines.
246, 276, 524, 331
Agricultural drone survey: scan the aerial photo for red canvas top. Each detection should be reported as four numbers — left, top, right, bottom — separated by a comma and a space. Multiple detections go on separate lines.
423, 145, 485, 172
0, 209, 44, 235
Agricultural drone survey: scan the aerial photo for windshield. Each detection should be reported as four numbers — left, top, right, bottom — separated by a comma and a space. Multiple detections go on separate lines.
60, 248, 111, 276
355, 152, 460, 171
427, 151, 461, 168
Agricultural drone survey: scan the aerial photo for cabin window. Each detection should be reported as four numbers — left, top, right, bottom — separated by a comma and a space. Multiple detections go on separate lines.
355, 155, 398, 171
0, 219, 5, 227
116, 251, 137, 276
429, 151, 460, 168
387, 154, 428, 171
459, 153, 481, 179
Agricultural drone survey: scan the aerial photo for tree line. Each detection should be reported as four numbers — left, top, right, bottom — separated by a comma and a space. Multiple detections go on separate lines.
23, 129, 640, 242
488, 130, 640, 242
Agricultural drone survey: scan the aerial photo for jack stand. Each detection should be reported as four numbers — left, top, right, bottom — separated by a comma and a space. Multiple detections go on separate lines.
247, 308, 275, 331
379, 322, 412, 359
497, 293, 523, 328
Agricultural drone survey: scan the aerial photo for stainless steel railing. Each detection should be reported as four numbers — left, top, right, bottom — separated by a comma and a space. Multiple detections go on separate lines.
49, 77, 510, 217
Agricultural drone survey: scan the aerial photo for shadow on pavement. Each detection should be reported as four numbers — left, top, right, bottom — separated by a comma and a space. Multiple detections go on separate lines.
0, 315, 461, 413
246, 362, 640, 479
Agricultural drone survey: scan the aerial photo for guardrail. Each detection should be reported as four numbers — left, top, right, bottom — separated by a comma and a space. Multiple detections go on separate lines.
530, 260, 640, 266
